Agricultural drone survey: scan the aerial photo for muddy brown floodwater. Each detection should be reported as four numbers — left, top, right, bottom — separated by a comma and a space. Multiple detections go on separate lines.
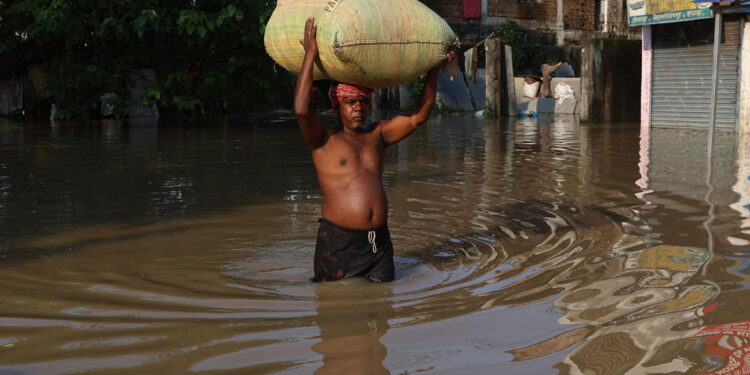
0, 114, 749, 375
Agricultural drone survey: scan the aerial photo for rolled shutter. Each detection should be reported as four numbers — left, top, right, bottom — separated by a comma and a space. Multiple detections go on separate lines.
651, 18, 741, 129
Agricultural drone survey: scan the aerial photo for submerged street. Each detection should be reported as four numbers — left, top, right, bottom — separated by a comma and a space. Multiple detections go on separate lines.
0, 115, 748, 374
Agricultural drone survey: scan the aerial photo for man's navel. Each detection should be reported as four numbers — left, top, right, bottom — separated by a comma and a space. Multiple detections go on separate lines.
339, 158, 347, 166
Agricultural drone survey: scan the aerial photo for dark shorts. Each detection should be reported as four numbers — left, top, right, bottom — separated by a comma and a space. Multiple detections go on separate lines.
314, 218, 395, 283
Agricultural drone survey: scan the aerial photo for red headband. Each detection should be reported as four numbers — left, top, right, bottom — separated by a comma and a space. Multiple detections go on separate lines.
329, 83, 374, 108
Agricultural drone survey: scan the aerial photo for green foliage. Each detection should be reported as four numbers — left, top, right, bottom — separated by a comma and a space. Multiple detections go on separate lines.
498, 19, 544, 76
0, 0, 294, 119
408, 76, 425, 108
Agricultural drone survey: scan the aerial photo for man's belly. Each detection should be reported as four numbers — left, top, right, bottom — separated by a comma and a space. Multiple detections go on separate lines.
320, 176, 388, 230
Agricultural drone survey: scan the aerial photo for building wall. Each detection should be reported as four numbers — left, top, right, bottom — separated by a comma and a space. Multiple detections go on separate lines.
740, 19, 750, 133
421, 0, 631, 36
422, 0, 589, 27
563, 0, 595, 31
487, 0, 557, 23
419, 0, 465, 21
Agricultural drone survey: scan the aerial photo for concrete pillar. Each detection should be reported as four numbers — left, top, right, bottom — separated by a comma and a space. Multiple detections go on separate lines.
600, 0, 625, 34
606, 0, 625, 34
387, 86, 400, 110
580, 39, 603, 122
580, 41, 593, 122
398, 84, 411, 109
486, 38, 502, 116
556, 0, 565, 46
371, 88, 381, 116
481, 0, 488, 23
740, 21, 750, 134
504, 45, 517, 117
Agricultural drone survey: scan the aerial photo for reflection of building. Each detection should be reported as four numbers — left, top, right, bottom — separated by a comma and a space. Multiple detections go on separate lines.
638, 124, 750, 285
730, 135, 750, 246
521, 236, 720, 374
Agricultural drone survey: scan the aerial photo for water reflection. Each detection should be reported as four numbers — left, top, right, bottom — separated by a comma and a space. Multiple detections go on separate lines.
1, 115, 750, 374
538, 124, 750, 375
313, 281, 393, 374
0, 117, 314, 254
551, 241, 718, 374
730, 135, 750, 247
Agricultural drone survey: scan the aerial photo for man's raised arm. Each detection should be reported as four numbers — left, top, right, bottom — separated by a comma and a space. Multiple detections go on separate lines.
380, 49, 456, 146
294, 17, 327, 150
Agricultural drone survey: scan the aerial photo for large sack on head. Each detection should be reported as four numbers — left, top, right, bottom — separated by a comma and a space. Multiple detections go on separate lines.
264, 0, 458, 89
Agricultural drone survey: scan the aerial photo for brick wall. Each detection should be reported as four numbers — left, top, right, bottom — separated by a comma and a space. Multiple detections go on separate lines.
488, 0, 557, 23
421, 0, 600, 32
564, 0, 595, 31
420, 0, 464, 20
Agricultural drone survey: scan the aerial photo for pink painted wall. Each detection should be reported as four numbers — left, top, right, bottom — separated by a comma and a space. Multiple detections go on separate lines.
641, 25, 652, 129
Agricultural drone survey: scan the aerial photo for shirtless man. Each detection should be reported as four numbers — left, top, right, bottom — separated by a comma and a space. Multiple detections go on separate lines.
294, 17, 455, 282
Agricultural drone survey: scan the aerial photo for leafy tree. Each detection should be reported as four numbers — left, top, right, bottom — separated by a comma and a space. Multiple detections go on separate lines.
498, 19, 544, 76
0, 0, 293, 119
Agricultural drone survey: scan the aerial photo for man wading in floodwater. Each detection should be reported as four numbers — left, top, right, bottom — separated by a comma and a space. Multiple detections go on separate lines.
294, 17, 455, 282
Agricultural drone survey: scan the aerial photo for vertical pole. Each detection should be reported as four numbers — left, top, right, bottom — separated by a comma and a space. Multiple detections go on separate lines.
740, 20, 750, 133
580, 40, 593, 122
386, 86, 399, 110
504, 45, 517, 117
495, 39, 503, 116
556, 0, 564, 46
485, 38, 502, 116
371, 88, 381, 117
391, 85, 401, 110
637, 27, 653, 200
702, 10, 721, 277
641, 25, 652, 129
709, 11, 722, 135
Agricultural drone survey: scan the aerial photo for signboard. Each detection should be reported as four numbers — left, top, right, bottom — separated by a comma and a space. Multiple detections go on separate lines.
628, 0, 712, 26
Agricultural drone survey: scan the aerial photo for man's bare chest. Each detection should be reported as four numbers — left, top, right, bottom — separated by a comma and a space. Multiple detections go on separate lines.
314, 133, 384, 173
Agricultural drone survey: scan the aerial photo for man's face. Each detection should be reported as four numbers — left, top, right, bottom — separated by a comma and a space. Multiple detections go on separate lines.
337, 96, 370, 130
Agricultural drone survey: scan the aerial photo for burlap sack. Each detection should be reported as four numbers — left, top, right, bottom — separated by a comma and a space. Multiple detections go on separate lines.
264, 0, 458, 89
